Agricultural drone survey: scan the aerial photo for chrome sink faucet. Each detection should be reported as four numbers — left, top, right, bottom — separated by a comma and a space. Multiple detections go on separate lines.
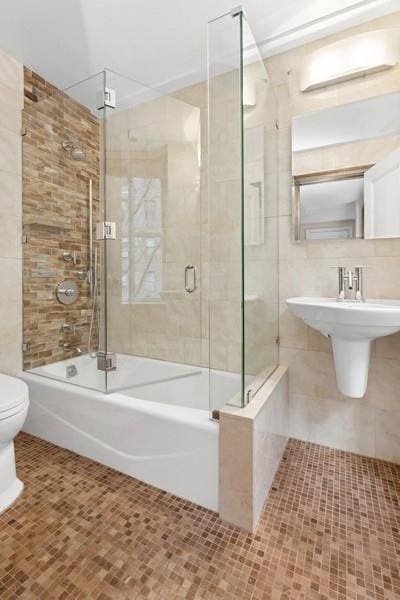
337, 267, 365, 302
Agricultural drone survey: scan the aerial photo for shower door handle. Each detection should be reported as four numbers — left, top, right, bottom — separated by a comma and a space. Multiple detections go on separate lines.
184, 265, 197, 293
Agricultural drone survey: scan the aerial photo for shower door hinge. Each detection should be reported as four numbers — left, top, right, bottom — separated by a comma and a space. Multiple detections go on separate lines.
96, 221, 116, 240
97, 351, 117, 372
22, 342, 30, 352
96, 87, 116, 110
22, 232, 29, 244
276, 336, 280, 345
21, 127, 29, 137
246, 388, 253, 404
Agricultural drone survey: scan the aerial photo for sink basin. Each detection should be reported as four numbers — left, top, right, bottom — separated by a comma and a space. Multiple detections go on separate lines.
286, 297, 400, 398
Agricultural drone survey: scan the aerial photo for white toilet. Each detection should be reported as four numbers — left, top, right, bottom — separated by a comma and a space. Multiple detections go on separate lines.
0, 374, 29, 513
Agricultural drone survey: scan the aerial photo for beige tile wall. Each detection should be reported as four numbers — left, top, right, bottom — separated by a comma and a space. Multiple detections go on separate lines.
0, 49, 23, 374
208, 62, 279, 382
207, 69, 242, 379
268, 12, 400, 463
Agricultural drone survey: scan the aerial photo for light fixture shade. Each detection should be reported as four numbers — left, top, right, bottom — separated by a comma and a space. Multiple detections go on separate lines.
300, 29, 400, 92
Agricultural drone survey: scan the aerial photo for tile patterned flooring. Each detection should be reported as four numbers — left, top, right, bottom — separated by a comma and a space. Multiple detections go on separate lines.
0, 434, 399, 599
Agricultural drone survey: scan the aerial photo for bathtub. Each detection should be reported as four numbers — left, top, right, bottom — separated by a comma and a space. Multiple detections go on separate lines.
20, 354, 242, 511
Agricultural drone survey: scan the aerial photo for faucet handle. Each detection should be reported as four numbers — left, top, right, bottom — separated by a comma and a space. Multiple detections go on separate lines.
354, 266, 367, 281
336, 266, 347, 301
354, 267, 365, 302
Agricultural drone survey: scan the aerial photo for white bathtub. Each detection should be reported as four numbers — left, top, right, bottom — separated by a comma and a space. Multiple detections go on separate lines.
20, 354, 241, 511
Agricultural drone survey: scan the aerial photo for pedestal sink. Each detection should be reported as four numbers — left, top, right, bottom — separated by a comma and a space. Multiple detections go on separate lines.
286, 297, 400, 398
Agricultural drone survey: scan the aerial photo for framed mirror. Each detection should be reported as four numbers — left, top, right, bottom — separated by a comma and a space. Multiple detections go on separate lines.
292, 91, 400, 241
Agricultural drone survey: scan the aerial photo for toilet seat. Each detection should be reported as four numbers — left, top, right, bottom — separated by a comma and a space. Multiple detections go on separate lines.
0, 375, 29, 416
0, 399, 29, 421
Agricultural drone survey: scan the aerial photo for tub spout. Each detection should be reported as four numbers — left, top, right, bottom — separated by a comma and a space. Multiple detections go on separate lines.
62, 342, 82, 356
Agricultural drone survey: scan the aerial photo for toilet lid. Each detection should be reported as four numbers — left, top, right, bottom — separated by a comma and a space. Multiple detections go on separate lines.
0, 375, 29, 413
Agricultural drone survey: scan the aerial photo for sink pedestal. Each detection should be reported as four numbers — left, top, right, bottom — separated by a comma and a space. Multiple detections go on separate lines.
331, 337, 371, 398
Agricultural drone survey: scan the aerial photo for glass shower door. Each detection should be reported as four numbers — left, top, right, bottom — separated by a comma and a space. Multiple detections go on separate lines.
102, 70, 204, 398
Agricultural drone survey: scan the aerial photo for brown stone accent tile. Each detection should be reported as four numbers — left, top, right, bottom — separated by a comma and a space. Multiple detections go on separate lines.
22, 68, 101, 369
0, 434, 399, 599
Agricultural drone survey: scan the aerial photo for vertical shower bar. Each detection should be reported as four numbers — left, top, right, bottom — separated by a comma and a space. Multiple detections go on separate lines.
88, 178, 93, 296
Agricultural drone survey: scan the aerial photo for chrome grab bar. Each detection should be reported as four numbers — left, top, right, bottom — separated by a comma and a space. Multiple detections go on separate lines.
184, 265, 197, 293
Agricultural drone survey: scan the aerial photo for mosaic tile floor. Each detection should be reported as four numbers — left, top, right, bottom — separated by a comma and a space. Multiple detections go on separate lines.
1, 434, 399, 599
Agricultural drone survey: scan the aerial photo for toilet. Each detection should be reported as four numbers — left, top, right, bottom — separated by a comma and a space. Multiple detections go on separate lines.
0, 375, 29, 513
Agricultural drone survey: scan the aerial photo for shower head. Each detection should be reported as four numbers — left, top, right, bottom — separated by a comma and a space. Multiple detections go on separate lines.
61, 140, 86, 161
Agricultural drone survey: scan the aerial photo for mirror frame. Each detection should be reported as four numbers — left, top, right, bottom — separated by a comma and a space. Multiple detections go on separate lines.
292, 165, 373, 242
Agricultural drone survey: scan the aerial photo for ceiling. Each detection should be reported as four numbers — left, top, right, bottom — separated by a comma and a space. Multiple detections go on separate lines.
0, 0, 399, 93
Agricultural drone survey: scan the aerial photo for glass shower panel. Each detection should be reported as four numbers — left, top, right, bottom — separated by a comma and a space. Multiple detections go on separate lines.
103, 70, 203, 395
22, 72, 107, 392
242, 17, 279, 398
208, 11, 243, 413
208, 10, 279, 411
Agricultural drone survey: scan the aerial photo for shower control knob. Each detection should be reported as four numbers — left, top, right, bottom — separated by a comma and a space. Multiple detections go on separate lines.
62, 251, 80, 265
56, 280, 79, 305
77, 268, 88, 280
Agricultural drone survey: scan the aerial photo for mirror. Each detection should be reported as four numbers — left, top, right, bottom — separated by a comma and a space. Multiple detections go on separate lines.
292, 91, 400, 241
